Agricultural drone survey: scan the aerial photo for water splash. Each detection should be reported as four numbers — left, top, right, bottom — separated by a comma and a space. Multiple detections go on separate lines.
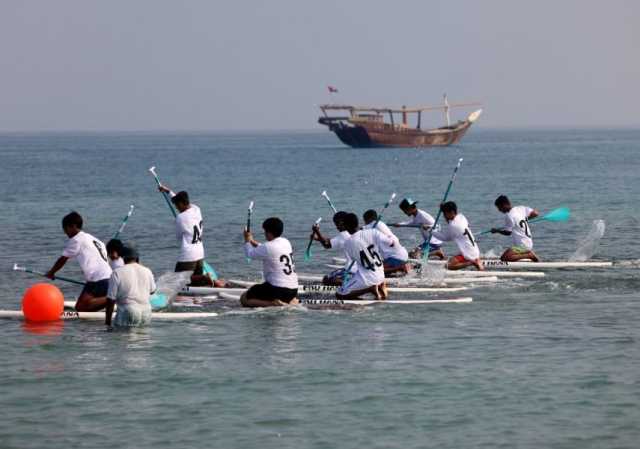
570, 220, 606, 261
418, 262, 447, 284
155, 271, 191, 304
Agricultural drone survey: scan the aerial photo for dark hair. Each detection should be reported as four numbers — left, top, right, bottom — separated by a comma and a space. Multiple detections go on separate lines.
171, 191, 190, 205
343, 213, 359, 231
332, 211, 348, 225
494, 195, 510, 207
440, 201, 457, 214
106, 239, 124, 254
363, 209, 377, 223
62, 211, 83, 229
120, 242, 139, 262
263, 217, 284, 237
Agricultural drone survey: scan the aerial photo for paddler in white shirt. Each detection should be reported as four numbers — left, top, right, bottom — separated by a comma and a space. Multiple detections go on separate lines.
310, 211, 353, 285
46, 212, 113, 311
491, 195, 540, 262
241, 217, 299, 307
362, 209, 410, 276
390, 198, 446, 260
431, 201, 484, 271
157, 185, 226, 287
105, 242, 156, 328
337, 213, 395, 300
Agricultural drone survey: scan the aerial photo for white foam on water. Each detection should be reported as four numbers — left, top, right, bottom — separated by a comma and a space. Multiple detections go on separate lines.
483, 247, 502, 259
418, 262, 446, 284
156, 272, 191, 305
570, 220, 606, 262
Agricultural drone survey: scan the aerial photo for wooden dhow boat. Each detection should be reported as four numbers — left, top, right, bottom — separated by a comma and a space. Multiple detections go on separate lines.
318, 94, 482, 148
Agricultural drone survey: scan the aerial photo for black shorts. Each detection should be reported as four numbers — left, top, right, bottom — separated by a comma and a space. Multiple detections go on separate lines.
81, 279, 109, 297
246, 282, 298, 303
175, 259, 204, 275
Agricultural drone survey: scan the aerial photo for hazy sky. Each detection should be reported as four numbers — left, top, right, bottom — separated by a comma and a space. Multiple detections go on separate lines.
1, 0, 638, 131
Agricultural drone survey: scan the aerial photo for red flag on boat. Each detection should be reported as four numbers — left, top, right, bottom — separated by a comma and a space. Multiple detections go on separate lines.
327, 85, 338, 93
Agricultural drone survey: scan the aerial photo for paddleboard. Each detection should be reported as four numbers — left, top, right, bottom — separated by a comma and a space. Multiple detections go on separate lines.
216, 291, 472, 305
0, 310, 218, 320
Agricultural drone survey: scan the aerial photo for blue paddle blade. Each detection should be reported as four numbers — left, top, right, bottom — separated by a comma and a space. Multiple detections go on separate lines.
531, 207, 571, 223
304, 248, 312, 261
202, 261, 219, 280
150, 293, 168, 310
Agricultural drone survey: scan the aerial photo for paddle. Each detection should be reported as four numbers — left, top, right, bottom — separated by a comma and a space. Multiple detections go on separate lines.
113, 204, 135, 240
529, 207, 570, 224
421, 158, 463, 265
321, 190, 338, 214
245, 201, 254, 263
148, 166, 177, 218
13, 264, 169, 309
13, 264, 84, 285
304, 217, 323, 261
478, 207, 571, 236
374, 193, 396, 228
148, 166, 218, 280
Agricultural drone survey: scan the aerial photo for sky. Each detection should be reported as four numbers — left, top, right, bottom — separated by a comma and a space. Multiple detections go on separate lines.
1, 0, 639, 131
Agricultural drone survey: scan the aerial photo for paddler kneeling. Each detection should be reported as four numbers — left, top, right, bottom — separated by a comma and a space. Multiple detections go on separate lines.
310, 211, 352, 286
105, 242, 156, 328
431, 201, 484, 271
336, 213, 395, 300
46, 212, 112, 312
490, 195, 540, 262
241, 217, 299, 307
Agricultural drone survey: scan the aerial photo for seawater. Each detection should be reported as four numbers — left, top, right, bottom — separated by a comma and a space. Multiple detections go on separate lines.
0, 130, 639, 449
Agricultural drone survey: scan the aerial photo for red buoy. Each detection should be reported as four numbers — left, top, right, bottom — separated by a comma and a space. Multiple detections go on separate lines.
22, 283, 64, 322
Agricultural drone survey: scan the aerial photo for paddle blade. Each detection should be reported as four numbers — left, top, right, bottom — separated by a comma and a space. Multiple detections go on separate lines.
203, 261, 219, 281
304, 248, 312, 261
150, 293, 168, 310
531, 207, 571, 223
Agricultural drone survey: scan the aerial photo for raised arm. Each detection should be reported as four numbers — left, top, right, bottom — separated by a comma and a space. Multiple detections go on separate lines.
312, 224, 332, 249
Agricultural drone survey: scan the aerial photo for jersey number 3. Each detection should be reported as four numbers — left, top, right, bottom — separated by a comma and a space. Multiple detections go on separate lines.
280, 253, 295, 275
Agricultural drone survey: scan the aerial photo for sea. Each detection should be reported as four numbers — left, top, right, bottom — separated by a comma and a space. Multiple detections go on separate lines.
0, 129, 638, 449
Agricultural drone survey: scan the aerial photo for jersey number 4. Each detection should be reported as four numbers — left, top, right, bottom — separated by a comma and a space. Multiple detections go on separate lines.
192, 221, 203, 244
359, 244, 382, 271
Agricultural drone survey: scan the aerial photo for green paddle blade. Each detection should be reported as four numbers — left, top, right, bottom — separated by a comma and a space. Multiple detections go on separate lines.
530, 207, 571, 223
202, 261, 219, 280
150, 293, 168, 310
304, 248, 312, 261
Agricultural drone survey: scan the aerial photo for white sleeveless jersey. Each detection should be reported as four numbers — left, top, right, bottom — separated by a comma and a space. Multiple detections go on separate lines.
364, 221, 408, 261
62, 231, 112, 282
244, 237, 298, 289
342, 229, 394, 287
398, 209, 443, 245
504, 206, 534, 249
432, 213, 480, 261
175, 204, 205, 262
